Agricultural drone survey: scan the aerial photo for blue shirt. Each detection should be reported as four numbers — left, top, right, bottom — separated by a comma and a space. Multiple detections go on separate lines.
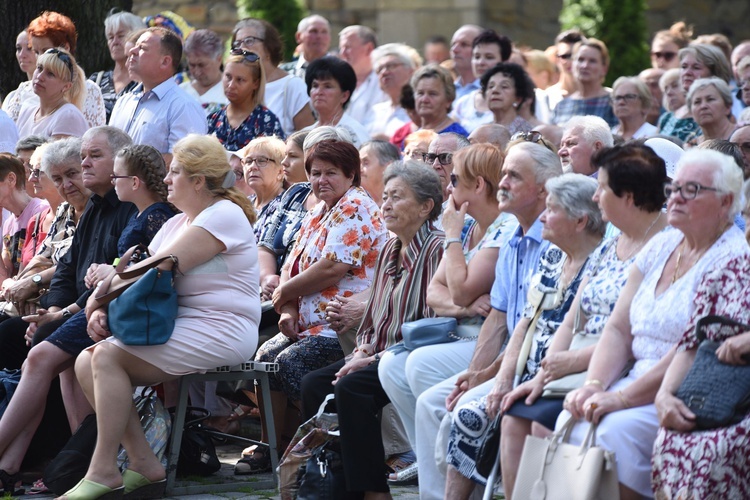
110, 79, 207, 153
490, 216, 550, 334
454, 78, 480, 100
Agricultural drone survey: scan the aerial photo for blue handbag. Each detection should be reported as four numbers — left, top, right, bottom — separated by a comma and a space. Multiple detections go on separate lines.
106, 254, 179, 346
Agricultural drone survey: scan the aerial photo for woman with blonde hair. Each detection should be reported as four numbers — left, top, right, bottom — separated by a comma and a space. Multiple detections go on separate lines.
64, 134, 260, 500
16, 48, 88, 139
208, 50, 285, 151
241, 136, 287, 241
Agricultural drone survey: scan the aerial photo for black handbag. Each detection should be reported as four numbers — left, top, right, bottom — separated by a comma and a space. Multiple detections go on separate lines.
675, 315, 750, 429
175, 407, 221, 476
296, 440, 346, 500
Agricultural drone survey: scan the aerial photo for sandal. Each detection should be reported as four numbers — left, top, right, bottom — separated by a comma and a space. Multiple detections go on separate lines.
60, 478, 124, 500
234, 446, 271, 475
387, 462, 418, 485
27, 479, 50, 495
227, 404, 260, 421
0, 469, 24, 496
122, 469, 166, 499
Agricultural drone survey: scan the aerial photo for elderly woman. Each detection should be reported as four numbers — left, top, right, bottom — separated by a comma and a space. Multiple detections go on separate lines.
444, 173, 605, 499
180, 29, 228, 117
305, 57, 371, 148
496, 144, 669, 498
379, 143, 516, 483
370, 43, 421, 139
360, 140, 401, 205
685, 77, 737, 146
659, 43, 732, 141
452, 31, 513, 133
16, 48, 88, 139
411, 64, 469, 139
231, 19, 314, 136
301, 160, 445, 499
403, 129, 437, 161
657, 68, 685, 121
1, 30, 37, 117
239, 139, 387, 473
560, 148, 747, 500
481, 62, 535, 136
611, 76, 658, 140
55, 135, 260, 500
208, 49, 284, 151
241, 136, 286, 242
650, 22, 692, 70
552, 38, 617, 128
89, 11, 144, 122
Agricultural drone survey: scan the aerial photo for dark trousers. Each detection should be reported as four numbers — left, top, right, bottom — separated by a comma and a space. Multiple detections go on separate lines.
301, 358, 391, 495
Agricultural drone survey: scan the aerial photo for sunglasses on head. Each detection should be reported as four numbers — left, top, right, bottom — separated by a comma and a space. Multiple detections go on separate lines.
45, 48, 74, 78
229, 48, 261, 63
511, 131, 543, 144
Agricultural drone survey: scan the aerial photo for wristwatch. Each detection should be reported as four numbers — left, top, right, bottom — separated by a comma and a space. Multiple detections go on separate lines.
61, 307, 73, 319
443, 237, 462, 250
32, 274, 43, 288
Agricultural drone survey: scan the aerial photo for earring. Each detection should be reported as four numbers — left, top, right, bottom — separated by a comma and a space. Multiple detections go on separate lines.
512, 102, 518, 109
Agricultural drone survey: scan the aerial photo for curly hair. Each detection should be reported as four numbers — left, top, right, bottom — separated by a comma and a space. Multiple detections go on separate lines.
480, 62, 535, 104
116, 145, 172, 207
27, 11, 78, 54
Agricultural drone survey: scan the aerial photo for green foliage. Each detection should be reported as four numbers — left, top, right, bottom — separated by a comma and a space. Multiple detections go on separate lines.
237, 0, 307, 61
559, 0, 650, 86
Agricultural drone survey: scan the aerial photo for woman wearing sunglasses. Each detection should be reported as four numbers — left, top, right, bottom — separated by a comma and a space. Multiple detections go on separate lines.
16, 48, 88, 140
207, 50, 285, 152
650, 22, 692, 71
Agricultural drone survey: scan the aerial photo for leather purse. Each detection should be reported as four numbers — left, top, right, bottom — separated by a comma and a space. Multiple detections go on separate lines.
512, 417, 619, 500
396, 317, 481, 352
675, 315, 750, 429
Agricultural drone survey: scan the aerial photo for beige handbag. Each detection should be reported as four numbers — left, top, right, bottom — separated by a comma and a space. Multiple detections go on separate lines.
512, 417, 619, 500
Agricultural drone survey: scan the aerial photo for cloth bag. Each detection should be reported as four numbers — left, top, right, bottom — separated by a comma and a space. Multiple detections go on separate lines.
512, 417, 619, 500
279, 394, 344, 500
675, 315, 750, 429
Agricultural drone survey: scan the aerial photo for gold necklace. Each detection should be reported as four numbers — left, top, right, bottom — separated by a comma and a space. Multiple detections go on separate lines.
671, 224, 727, 284
620, 212, 662, 262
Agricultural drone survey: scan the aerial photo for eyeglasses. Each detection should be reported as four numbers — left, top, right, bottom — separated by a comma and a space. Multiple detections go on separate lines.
734, 141, 750, 154
232, 36, 265, 50
408, 151, 428, 162
425, 152, 453, 165
450, 173, 459, 188
511, 131, 543, 144
110, 174, 134, 184
242, 156, 276, 167
229, 48, 261, 63
557, 53, 572, 60
738, 80, 750, 90
664, 181, 721, 201
376, 62, 405, 74
45, 48, 74, 79
611, 93, 639, 104
651, 51, 677, 62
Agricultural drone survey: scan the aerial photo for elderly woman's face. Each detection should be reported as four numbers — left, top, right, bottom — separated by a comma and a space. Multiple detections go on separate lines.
691, 85, 731, 128
309, 158, 353, 208
541, 195, 579, 245
187, 53, 223, 89
310, 78, 349, 118
666, 162, 726, 231
381, 177, 430, 237
223, 61, 260, 106
680, 53, 711, 92
243, 147, 283, 195
234, 26, 269, 62
414, 77, 450, 120
612, 81, 645, 121
106, 24, 130, 62
663, 77, 686, 111
485, 72, 519, 116
48, 159, 89, 208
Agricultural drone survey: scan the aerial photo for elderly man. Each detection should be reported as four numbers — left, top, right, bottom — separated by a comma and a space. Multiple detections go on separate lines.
427, 132, 471, 204
394, 142, 561, 499
339, 25, 388, 127
110, 27, 206, 165
425, 36, 451, 65
280, 15, 331, 79
730, 125, 750, 178
180, 29, 228, 116
369, 43, 420, 139
359, 140, 400, 205
451, 25, 483, 99
468, 123, 511, 150
558, 115, 614, 176
731, 41, 750, 86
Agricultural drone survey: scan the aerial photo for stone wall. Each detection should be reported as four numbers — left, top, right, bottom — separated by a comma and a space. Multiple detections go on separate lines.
132, 0, 750, 55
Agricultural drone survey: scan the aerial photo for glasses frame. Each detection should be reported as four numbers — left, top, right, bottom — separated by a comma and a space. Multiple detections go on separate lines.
110, 174, 134, 184
611, 93, 639, 104
241, 156, 276, 168
233, 35, 265, 50
663, 181, 721, 201
425, 152, 453, 166
229, 48, 261, 63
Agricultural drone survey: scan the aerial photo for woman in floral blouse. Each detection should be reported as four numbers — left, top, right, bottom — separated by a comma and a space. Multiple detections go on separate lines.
236, 139, 387, 474
207, 50, 285, 151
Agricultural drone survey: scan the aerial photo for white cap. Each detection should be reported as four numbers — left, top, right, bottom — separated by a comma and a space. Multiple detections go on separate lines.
644, 138, 684, 179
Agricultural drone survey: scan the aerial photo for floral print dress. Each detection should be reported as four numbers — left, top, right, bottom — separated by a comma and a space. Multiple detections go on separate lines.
207, 104, 285, 151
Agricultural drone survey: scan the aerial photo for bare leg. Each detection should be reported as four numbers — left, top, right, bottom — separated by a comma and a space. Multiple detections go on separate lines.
0, 341, 73, 473
500, 415, 533, 500
59, 366, 93, 432
445, 466, 476, 500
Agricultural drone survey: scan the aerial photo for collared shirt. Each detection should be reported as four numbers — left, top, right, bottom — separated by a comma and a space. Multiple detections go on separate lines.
454, 77, 480, 100
109, 78, 207, 153
258, 182, 312, 270
279, 55, 310, 79
344, 71, 389, 128
490, 216, 550, 334
551, 93, 617, 128
46, 189, 137, 309
357, 221, 445, 352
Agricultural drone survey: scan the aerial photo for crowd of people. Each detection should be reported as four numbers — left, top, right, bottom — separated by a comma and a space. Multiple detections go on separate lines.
0, 7, 750, 500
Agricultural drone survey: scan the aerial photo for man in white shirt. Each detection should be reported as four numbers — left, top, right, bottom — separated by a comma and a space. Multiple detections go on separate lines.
451, 25, 483, 99
369, 43, 420, 139
279, 15, 331, 79
339, 25, 388, 128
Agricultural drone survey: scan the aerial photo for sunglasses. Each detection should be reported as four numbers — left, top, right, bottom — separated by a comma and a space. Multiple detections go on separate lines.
232, 35, 265, 50
45, 48, 74, 79
611, 93, 639, 104
229, 48, 261, 63
511, 131, 543, 144
425, 152, 453, 165
651, 51, 677, 62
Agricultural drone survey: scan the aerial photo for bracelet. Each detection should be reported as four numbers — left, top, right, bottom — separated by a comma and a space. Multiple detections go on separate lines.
617, 390, 631, 408
584, 379, 604, 389
443, 238, 462, 250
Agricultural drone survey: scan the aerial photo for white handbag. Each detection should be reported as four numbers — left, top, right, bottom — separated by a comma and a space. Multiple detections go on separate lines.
512, 417, 620, 500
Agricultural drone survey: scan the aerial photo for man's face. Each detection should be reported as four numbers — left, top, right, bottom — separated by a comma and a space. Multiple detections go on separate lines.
424, 41, 450, 64
375, 55, 413, 95
730, 126, 750, 179
298, 19, 330, 60
80, 133, 116, 195
497, 147, 543, 217
427, 136, 458, 199
558, 128, 597, 175
128, 31, 167, 82
339, 31, 371, 71
731, 42, 750, 82
451, 27, 479, 74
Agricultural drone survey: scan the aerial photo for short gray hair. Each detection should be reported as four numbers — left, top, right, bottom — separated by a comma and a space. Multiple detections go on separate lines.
303, 126, 353, 152
545, 173, 605, 236
104, 11, 146, 37
362, 140, 400, 166
372, 43, 422, 70
678, 44, 733, 84
687, 77, 733, 111
438, 132, 471, 150
41, 137, 83, 177
675, 148, 743, 220
512, 141, 563, 185
340, 25, 377, 47
83, 126, 133, 157
16, 135, 49, 153
612, 76, 652, 110
383, 161, 443, 221
564, 116, 614, 148
298, 15, 329, 33
183, 29, 223, 59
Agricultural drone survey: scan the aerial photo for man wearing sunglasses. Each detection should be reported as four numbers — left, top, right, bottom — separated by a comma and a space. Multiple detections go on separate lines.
110, 27, 206, 166
730, 125, 750, 178
425, 132, 470, 206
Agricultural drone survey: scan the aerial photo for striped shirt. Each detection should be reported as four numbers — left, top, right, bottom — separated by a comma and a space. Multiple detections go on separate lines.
357, 221, 445, 353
